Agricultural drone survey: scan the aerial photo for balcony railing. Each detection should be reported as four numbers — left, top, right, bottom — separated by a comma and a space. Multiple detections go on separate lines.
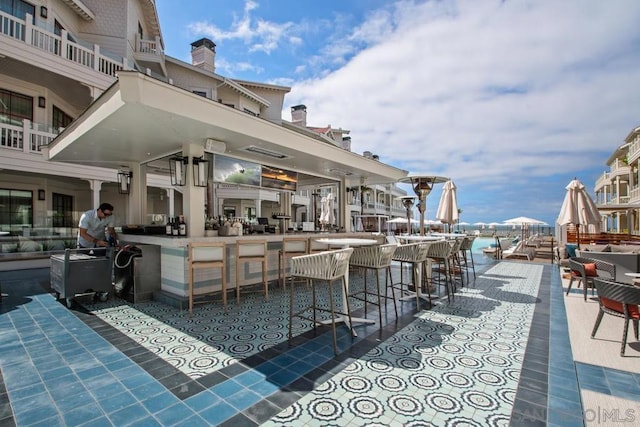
0, 120, 58, 153
0, 11, 128, 78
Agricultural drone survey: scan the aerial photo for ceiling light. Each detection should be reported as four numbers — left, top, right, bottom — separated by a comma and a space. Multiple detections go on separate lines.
328, 168, 353, 176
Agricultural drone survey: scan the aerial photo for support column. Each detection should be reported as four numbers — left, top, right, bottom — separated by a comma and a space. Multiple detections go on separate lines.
126, 162, 146, 224
166, 188, 175, 217
182, 143, 206, 237
87, 180, 103, 208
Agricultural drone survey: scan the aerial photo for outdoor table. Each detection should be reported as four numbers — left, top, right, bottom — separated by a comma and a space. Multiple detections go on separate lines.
314, 238, 379, 335
430, 233, 466, 239
397, 235, 443, 243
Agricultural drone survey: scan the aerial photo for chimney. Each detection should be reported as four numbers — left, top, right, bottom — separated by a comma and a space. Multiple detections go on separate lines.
342, 136, 351, 151
191, 38, 216, 73
291, 104, 307, 127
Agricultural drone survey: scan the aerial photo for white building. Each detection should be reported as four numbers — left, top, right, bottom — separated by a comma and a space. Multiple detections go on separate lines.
0, 0, 408, 257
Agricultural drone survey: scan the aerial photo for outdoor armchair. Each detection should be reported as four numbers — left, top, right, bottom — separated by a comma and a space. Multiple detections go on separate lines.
592, 278, 640, 356
567, 257, 616, 301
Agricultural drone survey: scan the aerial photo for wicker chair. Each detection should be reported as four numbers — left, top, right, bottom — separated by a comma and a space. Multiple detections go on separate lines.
348, 244, 399, 325
288, 248, 354, 355
592, 278, 640, 356
426, 240, 455, 303
567, 257, 616, 301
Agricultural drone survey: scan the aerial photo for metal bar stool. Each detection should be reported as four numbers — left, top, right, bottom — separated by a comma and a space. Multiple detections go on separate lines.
235, 239, 268, 303
348, 243, 399, 325
279, 237, 309, 288
188, 242, 226, 316
288, 248, 354, 355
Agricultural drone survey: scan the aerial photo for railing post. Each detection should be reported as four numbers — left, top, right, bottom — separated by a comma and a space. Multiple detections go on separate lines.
24, 13, 32, 45
61, 29, 68, 60
93, 44, 100, 71
22, 119, 30, 153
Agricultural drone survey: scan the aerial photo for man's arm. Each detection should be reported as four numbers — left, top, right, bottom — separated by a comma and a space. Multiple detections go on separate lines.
79, 227, 108, 247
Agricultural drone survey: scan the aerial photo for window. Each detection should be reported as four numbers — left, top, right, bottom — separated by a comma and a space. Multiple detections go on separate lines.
52, 193, 73, 227
0, 189, 33, 233
138, 22, 143, 39
0, 89, 33, 126
192, 90, 207, 98
52, 106, 73, 130
243, 108, 258, 117
0, 0, 35, 21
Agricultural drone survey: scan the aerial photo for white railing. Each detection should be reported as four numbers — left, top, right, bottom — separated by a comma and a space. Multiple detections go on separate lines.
0, 120, 57, 153
0, 11, 127, 78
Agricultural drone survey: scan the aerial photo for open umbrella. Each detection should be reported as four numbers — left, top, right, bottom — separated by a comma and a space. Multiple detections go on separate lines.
436, 180, 459, 232
503, 216, 546, 242
557, 178, 600, 249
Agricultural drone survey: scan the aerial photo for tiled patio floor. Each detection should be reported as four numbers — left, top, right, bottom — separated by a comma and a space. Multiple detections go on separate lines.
0, 257, 638, 426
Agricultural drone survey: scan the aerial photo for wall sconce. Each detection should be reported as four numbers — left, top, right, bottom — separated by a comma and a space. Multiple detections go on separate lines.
169, 156, 187, 186
40, 6, 47, 18
117, 170, 132, 194
192, 156, 209, 187
38, 96, 46, 108
38, 189, 46, 201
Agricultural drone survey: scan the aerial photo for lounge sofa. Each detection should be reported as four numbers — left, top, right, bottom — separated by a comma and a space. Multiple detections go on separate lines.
575, 244, 640, 285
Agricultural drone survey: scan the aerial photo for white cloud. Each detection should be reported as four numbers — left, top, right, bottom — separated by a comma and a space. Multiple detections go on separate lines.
284, 0, 640, 222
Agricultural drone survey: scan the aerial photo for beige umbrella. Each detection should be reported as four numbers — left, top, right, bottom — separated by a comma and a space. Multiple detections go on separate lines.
436, 180, 459, 232
503, 216, 546, 242
557, 178, 601, 249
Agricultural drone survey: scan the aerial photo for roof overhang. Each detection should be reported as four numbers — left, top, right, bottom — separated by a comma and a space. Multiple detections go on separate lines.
60, 0, 95, 21
48, 71, 408, 186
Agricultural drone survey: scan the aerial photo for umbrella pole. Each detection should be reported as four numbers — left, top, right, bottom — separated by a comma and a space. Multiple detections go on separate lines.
576, 224, 580, 250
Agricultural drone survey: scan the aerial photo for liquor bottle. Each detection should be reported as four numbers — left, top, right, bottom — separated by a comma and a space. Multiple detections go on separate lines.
179, 215, 187, 236
172, 217, 179, 236
166, 217, 173, 236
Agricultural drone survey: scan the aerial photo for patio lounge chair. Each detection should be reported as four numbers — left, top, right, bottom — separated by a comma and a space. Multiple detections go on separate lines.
502, 241, 537, 261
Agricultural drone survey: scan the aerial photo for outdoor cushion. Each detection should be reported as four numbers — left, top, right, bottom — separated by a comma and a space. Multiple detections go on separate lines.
566, 244, 578, 258
600, 297, 640, 318
584, 263, 598, 277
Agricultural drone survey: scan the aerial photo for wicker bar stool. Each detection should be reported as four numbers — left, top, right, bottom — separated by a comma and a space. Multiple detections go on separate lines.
426, 240, 455, 303
458, 236, 476, 284
235, 239, 268, 303
288, 248, 354, 355
390, 242, 433, 308
188, 242, 226, 316
279, 236, 309, 288
348, 244, 399, 325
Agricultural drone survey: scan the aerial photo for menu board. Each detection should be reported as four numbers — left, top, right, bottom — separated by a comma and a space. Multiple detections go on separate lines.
261, 165, 298, 191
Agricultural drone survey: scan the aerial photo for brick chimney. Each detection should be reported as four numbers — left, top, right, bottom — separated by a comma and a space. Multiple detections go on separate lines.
191, 38, 216, 73
291, 104, 307, 127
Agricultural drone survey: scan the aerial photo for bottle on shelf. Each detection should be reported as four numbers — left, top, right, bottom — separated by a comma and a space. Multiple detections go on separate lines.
172, 217, 179, 236
166, 217, 173, 236
179, 215, 187, 236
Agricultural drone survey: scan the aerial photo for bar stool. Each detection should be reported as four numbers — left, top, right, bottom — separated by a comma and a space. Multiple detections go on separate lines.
459, 236, 476, 283
279, 237, 309, 288
288, 248, 354, 355
188, 242, 226, 316
235, 239, 268, 303
348, 244, 399, 325
426, 240, 454, 303
391, 242, 433, 308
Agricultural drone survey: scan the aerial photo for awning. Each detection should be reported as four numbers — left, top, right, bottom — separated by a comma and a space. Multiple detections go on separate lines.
48, 71, 408, 186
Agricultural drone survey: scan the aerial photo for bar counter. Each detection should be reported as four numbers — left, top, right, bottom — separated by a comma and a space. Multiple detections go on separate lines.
120, 232, 385, 308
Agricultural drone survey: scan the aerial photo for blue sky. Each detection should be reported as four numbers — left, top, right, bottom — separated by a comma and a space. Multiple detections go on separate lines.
155, 0, 640, 227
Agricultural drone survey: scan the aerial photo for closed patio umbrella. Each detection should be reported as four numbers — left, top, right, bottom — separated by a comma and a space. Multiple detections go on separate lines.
436, 180, 459, 232
557, 178, 601, 249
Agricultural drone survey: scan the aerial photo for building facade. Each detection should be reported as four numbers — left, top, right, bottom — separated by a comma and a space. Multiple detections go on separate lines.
0, 0, 407, 254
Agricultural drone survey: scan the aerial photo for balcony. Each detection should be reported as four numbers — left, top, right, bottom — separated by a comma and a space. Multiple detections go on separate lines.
610, 158, 631, 179
595, 171, 611, 191
133, 34, 167, 78
0, 11, 128, 79
0, 120, 58, 154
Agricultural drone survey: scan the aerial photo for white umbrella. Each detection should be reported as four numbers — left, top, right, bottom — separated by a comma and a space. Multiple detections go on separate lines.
503, 216, 546, 241
320, 192, 335, 227
436, 180, 459, 232
557, 178, 601, 248
387, 217, 420, 223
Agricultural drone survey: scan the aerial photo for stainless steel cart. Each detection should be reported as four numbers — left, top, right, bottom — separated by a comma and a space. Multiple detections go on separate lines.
50, 248, 113, 308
